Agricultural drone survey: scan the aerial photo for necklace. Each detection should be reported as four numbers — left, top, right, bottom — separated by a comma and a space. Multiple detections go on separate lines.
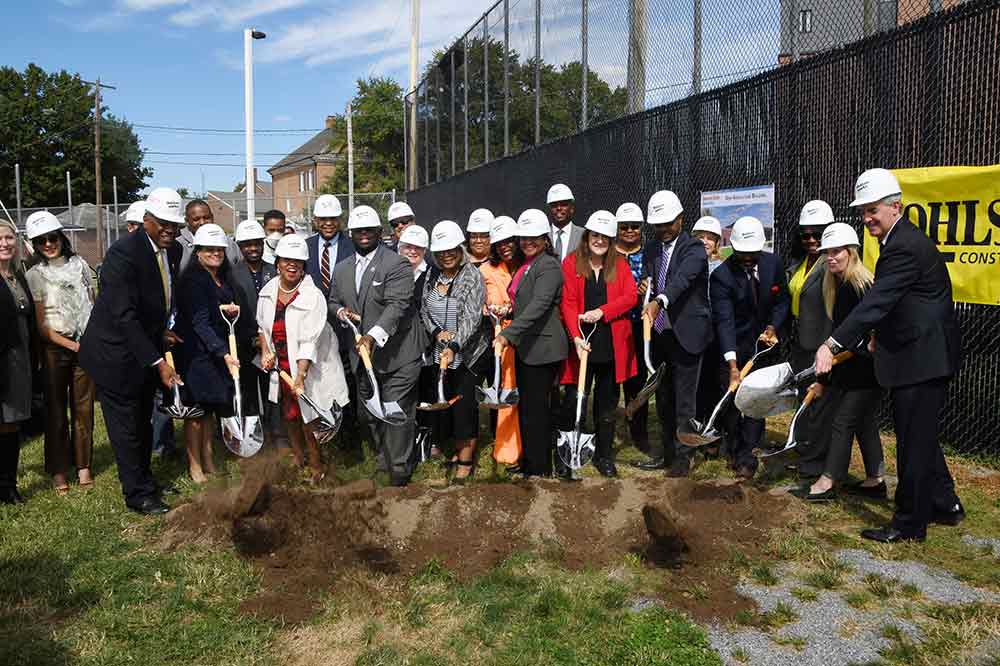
278, 281, 300, 294
2, 271, 27, 309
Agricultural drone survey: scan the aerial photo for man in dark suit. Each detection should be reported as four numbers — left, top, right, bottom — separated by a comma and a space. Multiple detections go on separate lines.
79, 187, 184, 514
547, 183, 585, 263
710, 216, 790, 479
306, 195, 354, 296
329, 205, 426, 486
816, 168, 963, 543
632, 190, 711, 477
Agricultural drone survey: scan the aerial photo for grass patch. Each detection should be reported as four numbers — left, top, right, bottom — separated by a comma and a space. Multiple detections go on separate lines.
801, 555, 851, 590
863, 573, 898, 600
790, 587, 819, 602
758, 602, 798, 630
750, 564, 779, 587
771, 633, 808, 651
730, 647, 750, 663
844, 590, 873, 610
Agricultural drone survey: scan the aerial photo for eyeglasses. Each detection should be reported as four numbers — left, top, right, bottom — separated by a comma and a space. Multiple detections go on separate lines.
800, 230, 822, 241
618, 223, 642, 232
390, 218, 413, 228
35, 233, 61, 246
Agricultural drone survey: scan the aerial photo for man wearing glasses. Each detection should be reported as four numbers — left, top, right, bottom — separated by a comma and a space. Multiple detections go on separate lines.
385, 202, 416, 252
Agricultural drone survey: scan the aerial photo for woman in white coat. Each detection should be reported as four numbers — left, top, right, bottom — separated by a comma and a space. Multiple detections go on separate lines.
257, 234, 348, 482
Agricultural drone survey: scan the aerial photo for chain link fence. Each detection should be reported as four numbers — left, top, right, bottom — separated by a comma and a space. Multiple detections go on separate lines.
407, 0, 1000, 456
406, 0, 947, 188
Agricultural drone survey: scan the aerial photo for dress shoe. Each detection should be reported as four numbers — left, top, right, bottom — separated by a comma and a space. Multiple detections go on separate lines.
389, 474, 410, 488
860, 525, 925, 543
0, 487, 26, 505
843, 480, 888, 499
734, 465, 756, 480
805, 488, 837, 502
631, 457, 667, 471
932, 502, 965, 526
667, 458, 691, 478
594, 458, 618, 478
128, 497, 170, 515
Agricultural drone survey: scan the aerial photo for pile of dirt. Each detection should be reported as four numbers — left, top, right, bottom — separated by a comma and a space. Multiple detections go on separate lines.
160, 462, 794, 624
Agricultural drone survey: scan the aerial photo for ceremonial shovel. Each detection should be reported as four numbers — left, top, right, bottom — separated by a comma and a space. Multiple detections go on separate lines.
278, 371, 343, 444
755, 383, 823, 458
476, 312, 519, 409
343, 318, 407, 425
219, 305, 264, 457
158, 352, 204, 419
556, 318, 597, 471
625, 280, 666, 419
736, 351, 854, 419
418, 355, 462, 411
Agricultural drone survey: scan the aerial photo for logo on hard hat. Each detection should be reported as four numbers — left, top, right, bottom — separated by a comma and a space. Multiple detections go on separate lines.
651, 204, 664, 213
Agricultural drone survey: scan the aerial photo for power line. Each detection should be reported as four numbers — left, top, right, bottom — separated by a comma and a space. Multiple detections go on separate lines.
145, 150, 341, 157
131, 123, 326, 134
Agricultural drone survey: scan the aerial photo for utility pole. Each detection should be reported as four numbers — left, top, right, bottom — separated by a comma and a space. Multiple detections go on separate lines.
347, 101, 355, 212
244, 28, 267, 223
408, 0, 420, 190
692, 0, 702, 95
14, 164, 22, 228
112, 175, 119, 243
83, 78, 116, 262
626, 0, 647, 114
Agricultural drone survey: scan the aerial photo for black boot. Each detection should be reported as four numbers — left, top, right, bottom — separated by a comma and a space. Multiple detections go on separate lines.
0, 430, 24, 505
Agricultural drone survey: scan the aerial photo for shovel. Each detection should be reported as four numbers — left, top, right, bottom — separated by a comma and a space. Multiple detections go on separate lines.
278, 371, 344, 444
476, 313, 518, 409
556, 318, 597, 471
219, 305, 264, 457
343, 317, 408, 426
158, 351, 204, 419
418, 355, 462, 411
736, 351, 854, 419
679, 337, 778, 448
755, 383, 823, 458
625, 280, 666, 420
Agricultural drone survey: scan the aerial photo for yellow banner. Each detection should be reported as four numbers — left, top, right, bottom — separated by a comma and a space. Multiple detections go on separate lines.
862, 165, 1000, 306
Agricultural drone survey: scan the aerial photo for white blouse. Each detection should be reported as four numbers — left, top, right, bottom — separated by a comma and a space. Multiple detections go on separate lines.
25, 255, 95, 338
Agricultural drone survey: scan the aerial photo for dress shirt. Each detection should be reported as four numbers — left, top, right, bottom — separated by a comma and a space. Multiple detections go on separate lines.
352, 251, 389, 348
551, 224, 571, 262
654, 237, 678, 311
723, 263, 760, 362
147, 233, 169, 367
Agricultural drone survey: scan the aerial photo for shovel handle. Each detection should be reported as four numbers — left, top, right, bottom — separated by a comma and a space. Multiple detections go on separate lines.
832, 351, 854, 366
739, 359, 756, 381
278, 370, 303, 396
165, 351, 176, 370
577, 348, 589, 390
355, 333, 375, 371
642, 310, 652, 343
226, 334, 240, 378
802, 385, 821, 406
439, 354, 449, 370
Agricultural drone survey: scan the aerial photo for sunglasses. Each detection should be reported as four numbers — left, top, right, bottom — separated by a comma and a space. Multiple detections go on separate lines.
390, 219, 413, 228
618, 223, 642, 232
800, 230, 822, 241
35, 233, 61, 246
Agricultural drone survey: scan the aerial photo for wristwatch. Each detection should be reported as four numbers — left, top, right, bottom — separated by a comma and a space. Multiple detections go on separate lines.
824, 338, 844, 355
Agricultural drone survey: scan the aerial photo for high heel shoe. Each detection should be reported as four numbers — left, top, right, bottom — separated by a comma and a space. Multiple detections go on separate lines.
450, 461, 476, 486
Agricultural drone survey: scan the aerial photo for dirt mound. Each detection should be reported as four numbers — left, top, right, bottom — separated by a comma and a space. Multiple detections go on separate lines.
161, 465, 793, 625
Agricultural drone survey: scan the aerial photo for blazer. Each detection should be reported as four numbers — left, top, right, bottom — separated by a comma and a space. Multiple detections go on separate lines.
328, 244, 426, 374
558, 254, 638, 385
710, 252, 791, 363
0, 270, 37, 398
550, 223, 585, 261
499, 252, 568, 366
788, 257, 832, 354
421, 262, 489, 370
256, 275, 349, 407
306, 232, 354, 297
230, 261, 276, 332
79, 230, 182, 393
641, 232, 712, 355
831, 219, 960, 388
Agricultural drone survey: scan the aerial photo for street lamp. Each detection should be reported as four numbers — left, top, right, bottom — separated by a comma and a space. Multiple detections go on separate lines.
244, 28, 266, 223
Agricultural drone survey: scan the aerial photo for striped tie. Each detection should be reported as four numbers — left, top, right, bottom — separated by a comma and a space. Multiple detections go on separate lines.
654, 242, 672, 333
321, 240, 331, 291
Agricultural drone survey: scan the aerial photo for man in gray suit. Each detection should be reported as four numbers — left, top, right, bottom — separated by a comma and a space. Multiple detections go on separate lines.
547, 183, 585, 263
178, 199, 240, 271
328, 205, 425, 486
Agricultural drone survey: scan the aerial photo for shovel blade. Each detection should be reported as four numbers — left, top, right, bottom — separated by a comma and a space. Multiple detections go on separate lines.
556, 431, 596, 470
365, 397, 408, 425
734, 363, 799, 418
625, 363, 665, 419
222, 416, 264, 457
677, 419, 722, 448
417, 395, 461, 412
499, 387, 519, 405
159, 386, 205, 420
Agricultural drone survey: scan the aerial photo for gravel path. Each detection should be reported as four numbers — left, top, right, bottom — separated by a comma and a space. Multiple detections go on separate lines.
963, 534, 1000, 559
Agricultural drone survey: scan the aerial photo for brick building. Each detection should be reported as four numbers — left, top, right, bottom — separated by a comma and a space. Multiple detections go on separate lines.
268, 116, 341, 219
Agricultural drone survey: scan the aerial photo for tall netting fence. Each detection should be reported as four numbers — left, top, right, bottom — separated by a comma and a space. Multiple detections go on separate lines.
407, 0, 1000, 456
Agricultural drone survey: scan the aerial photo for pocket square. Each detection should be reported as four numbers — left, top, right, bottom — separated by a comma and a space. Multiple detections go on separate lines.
372, 280, 383, 286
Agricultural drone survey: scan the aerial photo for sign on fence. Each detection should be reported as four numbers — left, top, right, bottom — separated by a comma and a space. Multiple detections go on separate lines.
862, 165, 1000, 306
699, 185, 776, 253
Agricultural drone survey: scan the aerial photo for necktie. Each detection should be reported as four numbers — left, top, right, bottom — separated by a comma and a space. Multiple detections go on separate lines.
355, 256, 367, 294
321, 240, 332, 291
747, 268, 759, 307
654, 241, 673, 333
157, 250, 171, 311
554, 230, 563, 259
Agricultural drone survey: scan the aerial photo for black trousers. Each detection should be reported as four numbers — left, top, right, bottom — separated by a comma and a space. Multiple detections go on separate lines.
97, 372, 158, 506
583, 360, 619, 462
650, 329, 702, 464
621, 319, 649, 450
358, 357, 421, 480
0, 430, 21, 490
516, 357, 559, 477
890, 378, 960, 537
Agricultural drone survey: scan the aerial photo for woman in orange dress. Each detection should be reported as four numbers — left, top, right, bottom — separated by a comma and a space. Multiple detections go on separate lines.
478, 216, 523, 467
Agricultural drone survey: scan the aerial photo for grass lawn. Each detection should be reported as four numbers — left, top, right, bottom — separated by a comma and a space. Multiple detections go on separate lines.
2, 408, 999, 666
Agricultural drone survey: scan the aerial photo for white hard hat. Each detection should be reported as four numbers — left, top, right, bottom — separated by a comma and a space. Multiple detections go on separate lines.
692, 215, 722, 238
467, 208, 495, 233
25, 211, 62, 240
192, 223, 229, 248
799, 199, 835, 227
387, 201, 414, 222
398, 224, 429, 249
430, 220, 465, 252
646, 190, 684, 225
546, 183, 574, 205
615, 202, 644, 224
348, 205, 382, 230
125, 201, 147, 224
517, 209, 550, 237
490, 216, 517, 244
818, 222, 861, 251
275, 234, 309, 261
235, 220, 266, 242
585, 210, 617, 238
850, 168, 901, 207
729, 216, 766, 253
145, 187, 185, 225
313, 194, 343, 218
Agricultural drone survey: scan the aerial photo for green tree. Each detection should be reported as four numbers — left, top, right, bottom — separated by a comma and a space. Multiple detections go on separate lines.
0, 63, 150, 208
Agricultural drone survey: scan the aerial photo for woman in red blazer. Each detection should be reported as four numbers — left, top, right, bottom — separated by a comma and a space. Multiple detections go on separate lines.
559, 210, 638, 477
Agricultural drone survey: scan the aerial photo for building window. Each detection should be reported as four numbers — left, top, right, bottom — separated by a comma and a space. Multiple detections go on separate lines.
307, 169, 314, 191
298, 172, 305, 192
286, 198, 292, 211
799, 9, 813, 33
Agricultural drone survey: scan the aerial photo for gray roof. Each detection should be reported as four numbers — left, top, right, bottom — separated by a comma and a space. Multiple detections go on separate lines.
204, 182, 274, 216
267, 127, 339, 175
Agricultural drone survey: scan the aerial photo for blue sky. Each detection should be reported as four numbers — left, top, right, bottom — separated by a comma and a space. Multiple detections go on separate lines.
0, 0, 490, 196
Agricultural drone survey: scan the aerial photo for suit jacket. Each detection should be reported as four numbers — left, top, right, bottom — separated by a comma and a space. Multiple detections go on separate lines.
641, 232, 712, 355
550, 223, 585, 261
788, 257, 832, 354
710, 252, 790, 363
328, 244, 425, 374
831, 220, 960, 388
79, 230, 182, 393
178, 227, 240, 272
306, 232, 354, 298
231, 261, 275, 358
500, 253, 568, 366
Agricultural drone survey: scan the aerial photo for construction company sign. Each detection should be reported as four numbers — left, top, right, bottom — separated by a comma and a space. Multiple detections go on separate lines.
862, 165, 1000, 306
